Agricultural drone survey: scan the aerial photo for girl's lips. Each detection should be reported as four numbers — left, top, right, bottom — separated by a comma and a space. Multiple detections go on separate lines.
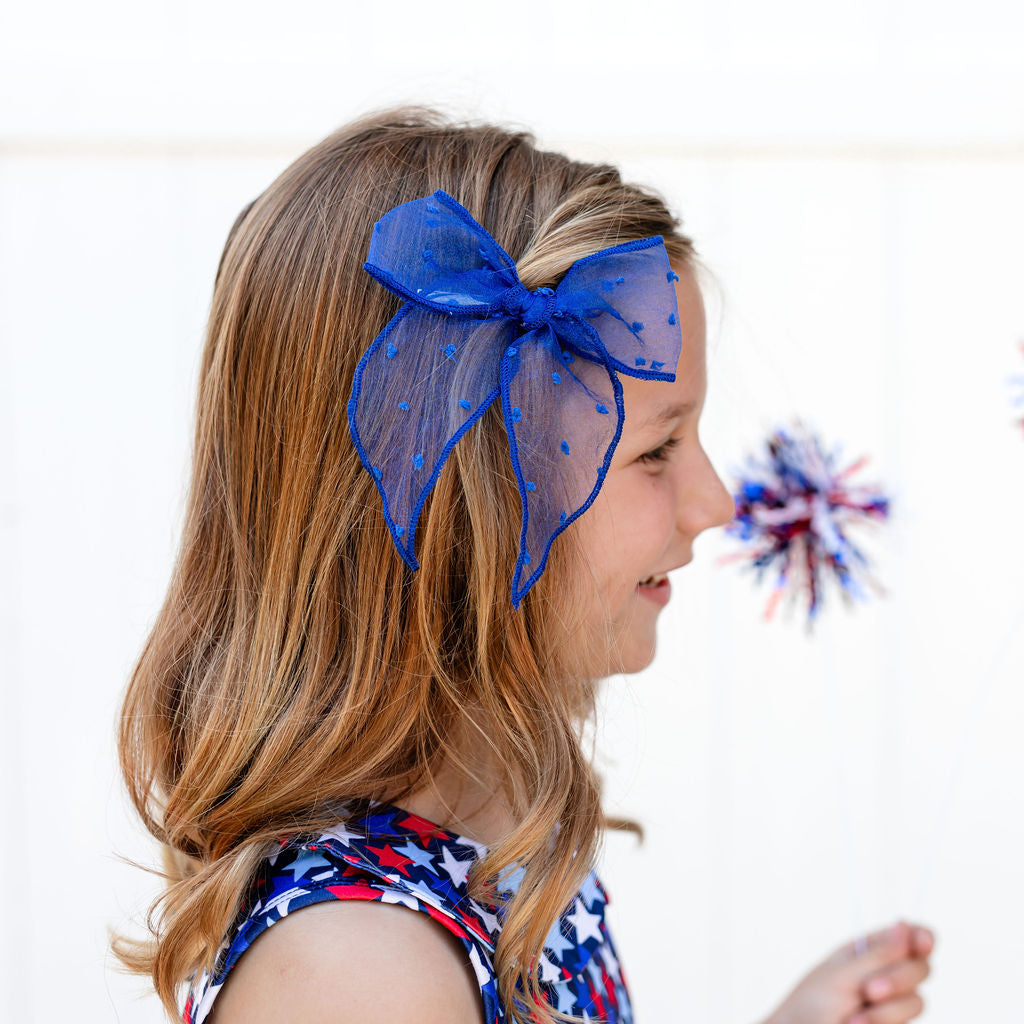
636, 577, 671, 606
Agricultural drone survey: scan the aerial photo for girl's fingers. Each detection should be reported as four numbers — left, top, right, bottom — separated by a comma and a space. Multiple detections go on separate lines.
861, 957, 931, 1002
848, 992, 926, 1024
842, 920, 935, 964
911, 925, 935, 957
837, 921, 906, 963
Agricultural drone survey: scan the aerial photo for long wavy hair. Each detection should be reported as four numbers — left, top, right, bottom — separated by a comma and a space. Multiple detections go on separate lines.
112, 104, 697, 1024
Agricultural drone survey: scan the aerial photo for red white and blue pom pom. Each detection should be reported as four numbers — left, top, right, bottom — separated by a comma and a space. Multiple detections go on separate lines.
719, 420, 891, 627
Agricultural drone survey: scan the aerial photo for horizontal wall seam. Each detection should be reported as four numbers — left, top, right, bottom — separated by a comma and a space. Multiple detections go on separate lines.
2, 137, 1024, 161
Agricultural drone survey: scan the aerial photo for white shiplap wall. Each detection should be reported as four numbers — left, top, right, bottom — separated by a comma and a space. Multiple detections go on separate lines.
2, 2, 1023, 1022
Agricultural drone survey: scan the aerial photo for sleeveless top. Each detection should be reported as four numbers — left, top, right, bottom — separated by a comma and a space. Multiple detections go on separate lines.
182, 799, 633, 1024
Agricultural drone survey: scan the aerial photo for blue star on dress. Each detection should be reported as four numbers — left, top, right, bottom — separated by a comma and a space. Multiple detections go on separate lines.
394, 839, 438, 873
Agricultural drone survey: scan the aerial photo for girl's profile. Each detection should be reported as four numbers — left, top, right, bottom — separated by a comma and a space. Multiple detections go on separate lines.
112, 104, 934, 1024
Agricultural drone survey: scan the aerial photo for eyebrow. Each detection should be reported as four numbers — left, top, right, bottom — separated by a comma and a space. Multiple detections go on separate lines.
634, 400, 697, 431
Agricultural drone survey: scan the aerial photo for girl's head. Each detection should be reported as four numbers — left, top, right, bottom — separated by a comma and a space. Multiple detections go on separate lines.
115, 104, 730, 1024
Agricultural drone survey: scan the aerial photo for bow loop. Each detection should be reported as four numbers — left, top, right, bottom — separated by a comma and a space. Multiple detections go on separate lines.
364, 192, 517, 313
348, 189, 683, 607
549, 240, 682, 379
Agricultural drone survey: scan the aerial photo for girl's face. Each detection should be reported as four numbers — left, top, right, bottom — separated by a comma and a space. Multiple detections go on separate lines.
573, 264, 735, 677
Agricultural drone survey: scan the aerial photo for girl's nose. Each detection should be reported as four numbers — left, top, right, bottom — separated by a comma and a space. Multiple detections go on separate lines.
707, 464, 736, 529
684, 448, 736, 534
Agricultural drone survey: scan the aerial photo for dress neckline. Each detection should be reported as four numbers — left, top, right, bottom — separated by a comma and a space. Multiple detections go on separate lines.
364, 795, 496, 852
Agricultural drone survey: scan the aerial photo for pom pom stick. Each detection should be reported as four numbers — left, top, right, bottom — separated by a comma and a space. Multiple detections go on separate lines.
718, 420, 891, 628
1008, 339, 1024, 438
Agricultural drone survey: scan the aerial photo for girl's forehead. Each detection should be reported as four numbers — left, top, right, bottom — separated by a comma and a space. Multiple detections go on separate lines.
620, 273, 708, 427
620, 366, 705, 435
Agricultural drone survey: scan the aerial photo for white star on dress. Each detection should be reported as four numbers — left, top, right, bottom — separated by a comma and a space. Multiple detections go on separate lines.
438, 845, 473, 887
469, 944, 492, 988
537, 951, 562, 984
578, 872, 604, 909
456, 833, 488, 858
543, 917, 575, 958
265, 885, 305, 916
283, 851, 334, 882
566, 897, 602, 944
398, 873, 449, 911
496, 862, 526, 895
380, 888, 419, 910
466, 897, 500, 934
193, 977, 224, 1024
316, 824, 363, 848
554, 980, 577, 1013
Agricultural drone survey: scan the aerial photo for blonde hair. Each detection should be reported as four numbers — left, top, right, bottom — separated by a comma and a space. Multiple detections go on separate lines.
112, 104, 697, 1024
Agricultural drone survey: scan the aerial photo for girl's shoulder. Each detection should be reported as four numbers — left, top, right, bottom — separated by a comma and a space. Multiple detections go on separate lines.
205, 897, 484, 1024
182, 799, 628, 1024
183, 800, 503, 1024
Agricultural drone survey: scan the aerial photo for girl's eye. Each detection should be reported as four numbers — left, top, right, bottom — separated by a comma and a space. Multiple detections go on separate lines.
637, 436, 681, 465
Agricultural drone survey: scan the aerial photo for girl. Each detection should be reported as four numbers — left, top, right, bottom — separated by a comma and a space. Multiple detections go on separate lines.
113, 105, 935, 1024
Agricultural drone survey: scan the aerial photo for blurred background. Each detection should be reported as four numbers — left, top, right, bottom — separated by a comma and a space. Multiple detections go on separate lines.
2, 1, 1023, 1021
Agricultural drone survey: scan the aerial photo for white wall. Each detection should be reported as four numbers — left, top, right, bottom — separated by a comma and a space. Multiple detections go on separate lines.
2, 2, 1023, 1022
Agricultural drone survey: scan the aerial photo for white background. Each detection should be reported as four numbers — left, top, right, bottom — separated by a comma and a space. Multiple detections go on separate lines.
2, 1, 1023, 1022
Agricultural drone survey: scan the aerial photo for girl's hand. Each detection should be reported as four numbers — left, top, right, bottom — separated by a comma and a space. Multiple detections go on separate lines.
763, 920, 935, 1024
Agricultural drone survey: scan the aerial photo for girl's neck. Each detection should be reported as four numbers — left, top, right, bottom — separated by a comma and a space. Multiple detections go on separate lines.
390, 731, 517, 852
393, 781, 516, 852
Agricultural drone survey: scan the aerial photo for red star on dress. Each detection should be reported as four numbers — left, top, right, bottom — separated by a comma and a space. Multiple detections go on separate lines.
453, 905, 492, 944
395, 812, 450, 847
364, 843, 415, 876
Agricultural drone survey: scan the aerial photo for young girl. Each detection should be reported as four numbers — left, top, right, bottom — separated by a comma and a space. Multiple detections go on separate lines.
113, 105, 935, 1024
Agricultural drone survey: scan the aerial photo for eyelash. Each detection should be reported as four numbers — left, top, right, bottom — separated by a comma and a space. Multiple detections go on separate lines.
637, 436, 681, 465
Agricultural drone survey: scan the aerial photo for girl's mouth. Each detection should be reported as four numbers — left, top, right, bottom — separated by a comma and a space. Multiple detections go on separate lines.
637, 574, 671, 605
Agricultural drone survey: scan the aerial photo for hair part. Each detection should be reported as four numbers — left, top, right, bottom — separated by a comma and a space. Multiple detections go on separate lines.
112, 103, 697, 1024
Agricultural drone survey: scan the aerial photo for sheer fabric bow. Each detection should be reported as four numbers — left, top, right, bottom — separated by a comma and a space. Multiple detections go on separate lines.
347, 189, 683, 608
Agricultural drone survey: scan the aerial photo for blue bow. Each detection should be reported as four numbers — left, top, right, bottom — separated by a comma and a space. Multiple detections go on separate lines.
347, 189, 683, 608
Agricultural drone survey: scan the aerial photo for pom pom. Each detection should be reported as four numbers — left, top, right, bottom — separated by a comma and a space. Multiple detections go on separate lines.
720, 420, 891, 628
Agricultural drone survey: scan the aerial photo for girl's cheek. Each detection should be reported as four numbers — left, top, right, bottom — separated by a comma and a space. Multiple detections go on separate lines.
642, 477, 677, 533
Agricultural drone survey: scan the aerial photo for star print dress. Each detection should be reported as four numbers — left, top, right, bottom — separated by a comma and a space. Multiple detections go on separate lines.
182, 798, 633, 1024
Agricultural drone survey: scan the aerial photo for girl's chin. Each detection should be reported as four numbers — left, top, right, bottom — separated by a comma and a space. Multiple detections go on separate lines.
607, 635, 658, 677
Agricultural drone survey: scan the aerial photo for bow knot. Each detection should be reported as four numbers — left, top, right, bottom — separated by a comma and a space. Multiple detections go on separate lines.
500, 283, 555, 331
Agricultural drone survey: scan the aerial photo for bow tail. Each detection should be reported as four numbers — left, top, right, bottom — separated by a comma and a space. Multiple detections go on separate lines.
499, 325, 625, 607
348, 303, 514, 567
